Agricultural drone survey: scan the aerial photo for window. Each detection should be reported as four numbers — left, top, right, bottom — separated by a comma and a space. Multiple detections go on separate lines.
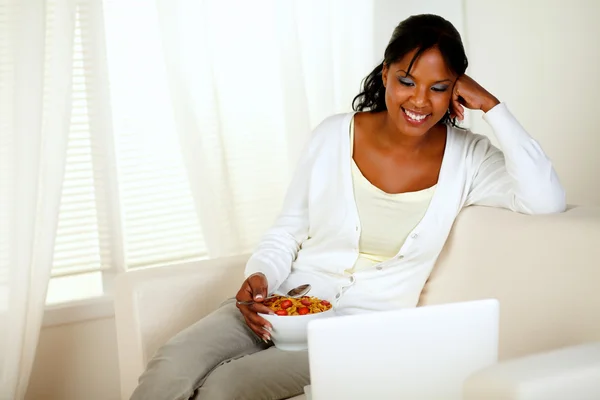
47, 1, 207, 304
46, 0, 376, 306
48, 4, 107, 304
103, 1, 207, 269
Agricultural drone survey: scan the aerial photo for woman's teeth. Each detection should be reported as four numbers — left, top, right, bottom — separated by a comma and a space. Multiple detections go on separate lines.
404, 109, 428, 121
404, 110, 427, 121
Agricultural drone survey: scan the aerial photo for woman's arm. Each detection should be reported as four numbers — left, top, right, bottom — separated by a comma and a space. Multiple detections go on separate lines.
465, 103, 566, 214
244, 127, 320, 294
450, 74, 566, 214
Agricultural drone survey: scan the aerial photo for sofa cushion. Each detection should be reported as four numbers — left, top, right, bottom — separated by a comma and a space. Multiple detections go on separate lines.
419, 206, 600, 360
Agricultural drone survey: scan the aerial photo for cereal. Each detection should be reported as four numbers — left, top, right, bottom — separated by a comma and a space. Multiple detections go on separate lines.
264, 296, 332, 316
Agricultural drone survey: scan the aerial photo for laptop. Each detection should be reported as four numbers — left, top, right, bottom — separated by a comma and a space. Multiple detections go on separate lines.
306, 299, 499, 400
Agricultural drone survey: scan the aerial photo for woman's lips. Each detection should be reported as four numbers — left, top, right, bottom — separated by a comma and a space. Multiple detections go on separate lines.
402, 107, 431, 126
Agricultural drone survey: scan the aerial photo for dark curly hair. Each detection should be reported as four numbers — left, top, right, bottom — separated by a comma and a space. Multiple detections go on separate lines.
352, 14, 468, 125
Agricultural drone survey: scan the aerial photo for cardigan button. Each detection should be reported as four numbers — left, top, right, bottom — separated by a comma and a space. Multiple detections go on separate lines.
397, 255, 404, 260
410, 233, 418, 239
376, 266, 383, 270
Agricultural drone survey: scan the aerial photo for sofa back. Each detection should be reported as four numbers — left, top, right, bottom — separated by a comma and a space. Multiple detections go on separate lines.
115, 206, 600, 399
419, 206, 600, 360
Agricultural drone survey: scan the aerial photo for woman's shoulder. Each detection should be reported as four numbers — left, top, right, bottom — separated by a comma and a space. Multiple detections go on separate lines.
447, 123, 491, 148
446, 123, 499, 168
305, 112, 355, 147
313, 112, 354, 134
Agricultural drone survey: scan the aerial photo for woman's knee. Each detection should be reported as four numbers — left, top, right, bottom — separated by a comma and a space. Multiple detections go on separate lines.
132, 301, 263, 399
195, 359, 258, 400
196, 348, 309, 400
132, 355, 197, 400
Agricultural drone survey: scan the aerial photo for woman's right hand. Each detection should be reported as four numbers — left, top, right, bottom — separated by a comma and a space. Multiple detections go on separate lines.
235, 273, 274, 341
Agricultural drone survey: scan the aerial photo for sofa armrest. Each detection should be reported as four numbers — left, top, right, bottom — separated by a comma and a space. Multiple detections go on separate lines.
114, 254, 249, 400
464, 342, 600, 400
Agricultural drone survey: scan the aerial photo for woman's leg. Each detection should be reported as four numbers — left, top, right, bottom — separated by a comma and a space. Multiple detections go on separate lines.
130, 299, 268, 400
194, 347, 310, 400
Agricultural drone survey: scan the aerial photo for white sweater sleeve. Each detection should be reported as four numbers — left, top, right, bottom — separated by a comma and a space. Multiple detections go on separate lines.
243, 132, 317, 293
465, 103, 566, 214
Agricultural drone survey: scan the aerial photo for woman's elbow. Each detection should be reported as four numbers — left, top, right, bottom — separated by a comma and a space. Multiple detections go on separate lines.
525, 187, 567, 215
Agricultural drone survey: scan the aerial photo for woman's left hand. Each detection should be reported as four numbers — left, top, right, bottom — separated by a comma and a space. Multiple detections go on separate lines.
450, 74, 500, 121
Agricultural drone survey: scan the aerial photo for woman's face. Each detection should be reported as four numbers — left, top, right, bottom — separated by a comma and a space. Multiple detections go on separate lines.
382, 47, 457, 137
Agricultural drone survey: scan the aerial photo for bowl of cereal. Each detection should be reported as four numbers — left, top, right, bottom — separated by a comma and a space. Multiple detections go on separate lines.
261, 295, 334, 351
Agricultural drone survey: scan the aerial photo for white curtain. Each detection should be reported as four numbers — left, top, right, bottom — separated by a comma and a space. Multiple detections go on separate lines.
1, 0, 378, 396
0, 1, 75, 398
96, 0, 470, 271
0, 0, 469, 397
116, 0, 377, 258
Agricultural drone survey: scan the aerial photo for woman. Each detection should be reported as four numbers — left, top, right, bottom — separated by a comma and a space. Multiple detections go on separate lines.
132, 14, 565, 400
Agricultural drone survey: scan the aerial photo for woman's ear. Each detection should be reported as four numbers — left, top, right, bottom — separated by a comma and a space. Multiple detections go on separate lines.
382, 63, 388, 88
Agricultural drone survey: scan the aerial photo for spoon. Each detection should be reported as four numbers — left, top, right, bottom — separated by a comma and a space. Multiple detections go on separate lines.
236, 283, 312, 306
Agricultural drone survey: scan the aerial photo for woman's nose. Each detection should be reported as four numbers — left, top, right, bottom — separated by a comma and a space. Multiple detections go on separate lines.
411, 86, 428, 107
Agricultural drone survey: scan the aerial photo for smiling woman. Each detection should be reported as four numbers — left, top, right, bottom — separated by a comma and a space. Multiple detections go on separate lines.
354, 14, 468, 125
385, 49, 456, 131
131, 13, 565, 400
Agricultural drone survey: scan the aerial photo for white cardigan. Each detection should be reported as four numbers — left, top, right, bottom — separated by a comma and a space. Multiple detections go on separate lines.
245, 103, 566, 314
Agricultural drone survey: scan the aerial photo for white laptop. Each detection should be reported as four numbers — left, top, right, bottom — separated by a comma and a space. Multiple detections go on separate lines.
306, 299, 499, 400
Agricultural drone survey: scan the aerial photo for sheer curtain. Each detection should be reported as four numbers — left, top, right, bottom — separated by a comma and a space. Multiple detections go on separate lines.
0, 1, 76, 398
104, 0, 376, 258
0, 0, 378, 396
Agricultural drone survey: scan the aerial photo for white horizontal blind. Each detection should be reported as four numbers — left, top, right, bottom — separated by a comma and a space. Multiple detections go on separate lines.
103, 1, 207, 268
51, 3, 106, 279
49, 0, 375, 290
52, 0, 208, 283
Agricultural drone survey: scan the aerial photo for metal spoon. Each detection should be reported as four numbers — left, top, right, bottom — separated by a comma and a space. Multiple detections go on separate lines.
236, 283, 311, 306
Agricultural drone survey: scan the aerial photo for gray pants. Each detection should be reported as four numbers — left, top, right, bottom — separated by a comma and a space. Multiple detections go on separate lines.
130, 298, 310, 400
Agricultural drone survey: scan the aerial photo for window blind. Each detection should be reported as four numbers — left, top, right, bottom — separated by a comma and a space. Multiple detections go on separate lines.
51, 4, 105, 278
103, 1, 207, 268
51, 0, 208, 287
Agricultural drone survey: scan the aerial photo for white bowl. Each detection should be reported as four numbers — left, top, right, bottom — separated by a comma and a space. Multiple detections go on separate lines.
262, 308, 335, 351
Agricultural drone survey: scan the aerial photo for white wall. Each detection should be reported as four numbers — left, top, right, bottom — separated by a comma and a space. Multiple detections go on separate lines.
465, 0, 600, 206
373, 0, 465, 59
376, 0, 600, 206
26, 318, 120, 400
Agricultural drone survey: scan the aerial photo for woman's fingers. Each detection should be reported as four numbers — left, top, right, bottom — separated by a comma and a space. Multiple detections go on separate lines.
246, 307, 272, 329
246, 319, 267, 339
453, 74, 499, 113
235, 274, 273, 340
237, 302, 273, 337
450, 82, 464, 121
235, 273, 267, 304
243, 313, 271, 340
451, 101, 464, 121
247, 273, 268, 301
239, 308, 261, 334
235, 280, 253, 304
250, 302, 273, 316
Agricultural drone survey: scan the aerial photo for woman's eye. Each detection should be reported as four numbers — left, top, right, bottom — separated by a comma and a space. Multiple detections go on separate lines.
398, 78, 414, 87
431, 86, 449, 92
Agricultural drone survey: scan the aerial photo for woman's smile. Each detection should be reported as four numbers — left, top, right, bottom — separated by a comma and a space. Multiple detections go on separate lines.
401, 107, 431, 126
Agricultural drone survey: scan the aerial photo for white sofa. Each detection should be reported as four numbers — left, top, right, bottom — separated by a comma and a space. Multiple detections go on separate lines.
114, 206, 600, 400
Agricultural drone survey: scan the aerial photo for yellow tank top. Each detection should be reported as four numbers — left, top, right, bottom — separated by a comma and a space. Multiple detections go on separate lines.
348, 116, 436, 273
